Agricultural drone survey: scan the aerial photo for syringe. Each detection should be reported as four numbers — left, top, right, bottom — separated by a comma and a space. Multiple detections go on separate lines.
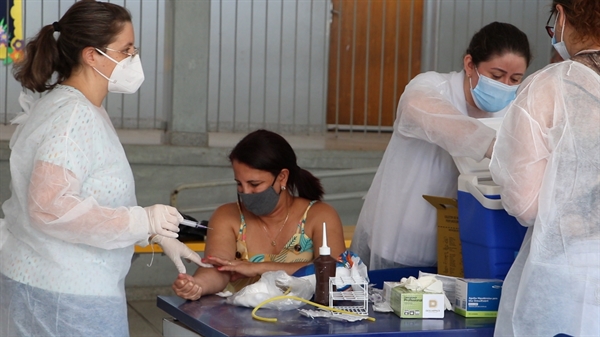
180, 219, 211, 230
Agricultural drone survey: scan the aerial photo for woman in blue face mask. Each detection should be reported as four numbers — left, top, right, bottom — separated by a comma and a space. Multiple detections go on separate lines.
350, 22, 531, 271
171, 129, 347, 300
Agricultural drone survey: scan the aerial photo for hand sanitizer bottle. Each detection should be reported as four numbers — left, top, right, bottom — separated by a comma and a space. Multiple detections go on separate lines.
313, 222, 337, 306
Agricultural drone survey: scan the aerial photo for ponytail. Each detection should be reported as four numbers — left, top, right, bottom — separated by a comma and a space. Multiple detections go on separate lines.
13, 25, 60, 92
289, 167, 324, 201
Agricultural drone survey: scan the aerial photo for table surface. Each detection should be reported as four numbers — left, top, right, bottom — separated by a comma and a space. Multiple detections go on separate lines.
157, 294, 496, 337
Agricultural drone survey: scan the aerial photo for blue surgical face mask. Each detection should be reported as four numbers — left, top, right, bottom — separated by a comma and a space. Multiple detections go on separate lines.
237, 176, 282, 216
551, 15, 571, 60
469, 68, 518, 113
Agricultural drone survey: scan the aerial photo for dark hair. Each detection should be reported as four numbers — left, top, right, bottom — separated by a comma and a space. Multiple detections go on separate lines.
552, 0, 600, 46
13, 0, 131, 92
229, 129, 325, 201
466, 22, 532, 67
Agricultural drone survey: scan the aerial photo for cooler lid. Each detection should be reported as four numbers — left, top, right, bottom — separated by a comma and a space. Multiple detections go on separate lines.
452, 117, 503, 178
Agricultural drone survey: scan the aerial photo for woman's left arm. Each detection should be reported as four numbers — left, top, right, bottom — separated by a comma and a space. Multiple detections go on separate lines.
306, 202, 346, 258
209, 258, 311, 279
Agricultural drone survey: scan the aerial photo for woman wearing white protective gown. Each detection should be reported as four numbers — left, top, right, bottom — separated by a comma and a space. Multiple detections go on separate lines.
490, 0, 600, 335
350, 22, 531, 270
0, 2, 203, 336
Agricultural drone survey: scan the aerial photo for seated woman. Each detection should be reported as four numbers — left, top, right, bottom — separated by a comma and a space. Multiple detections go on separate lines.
173, 129, 346, 300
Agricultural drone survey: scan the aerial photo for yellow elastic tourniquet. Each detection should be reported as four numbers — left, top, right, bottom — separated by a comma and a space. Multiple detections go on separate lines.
251, 295, 376, 323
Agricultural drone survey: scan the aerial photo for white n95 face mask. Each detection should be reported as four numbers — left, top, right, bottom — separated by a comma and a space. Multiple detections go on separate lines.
94, 48, 145, 94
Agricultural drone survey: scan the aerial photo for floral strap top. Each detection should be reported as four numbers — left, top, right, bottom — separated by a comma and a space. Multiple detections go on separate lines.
226, 200, 317, 292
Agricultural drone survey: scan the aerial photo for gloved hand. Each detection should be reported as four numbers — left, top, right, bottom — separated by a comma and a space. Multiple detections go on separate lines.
151, 235, 212, 273
144, 205, 182, 238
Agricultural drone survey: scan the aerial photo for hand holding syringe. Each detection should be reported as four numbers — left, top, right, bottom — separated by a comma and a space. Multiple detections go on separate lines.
180, 219, 211, 230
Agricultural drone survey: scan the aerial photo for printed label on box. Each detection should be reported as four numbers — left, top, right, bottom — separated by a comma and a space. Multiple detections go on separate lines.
454, 278, 502, 318
390, 287, 445, 319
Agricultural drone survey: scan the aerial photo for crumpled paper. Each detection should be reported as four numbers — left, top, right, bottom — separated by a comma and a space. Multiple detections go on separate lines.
375, 275, 452, 312
399, 276, 452, 310
398, 276, 443, 293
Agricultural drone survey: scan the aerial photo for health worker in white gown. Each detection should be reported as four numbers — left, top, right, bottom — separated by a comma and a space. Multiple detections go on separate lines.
491, 0, 600, 335
0, 1, 203, 336
350, 22, 531, 270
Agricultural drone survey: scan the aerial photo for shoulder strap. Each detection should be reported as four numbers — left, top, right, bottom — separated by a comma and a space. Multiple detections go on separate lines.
298, 200, 319, 234
236, 201, 246, 235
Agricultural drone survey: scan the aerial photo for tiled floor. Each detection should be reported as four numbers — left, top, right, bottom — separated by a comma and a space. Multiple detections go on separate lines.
128, 299, 170, 337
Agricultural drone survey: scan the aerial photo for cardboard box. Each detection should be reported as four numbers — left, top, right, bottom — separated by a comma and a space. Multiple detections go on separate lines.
454, 278, 503, 317
390, 286, 445, 319
423, 195, 464, 278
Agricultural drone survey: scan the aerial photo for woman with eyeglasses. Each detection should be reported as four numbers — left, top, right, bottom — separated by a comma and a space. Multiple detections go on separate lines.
490, 1, 600, 336
350, 21, 531, 271
0, 1, 203, 336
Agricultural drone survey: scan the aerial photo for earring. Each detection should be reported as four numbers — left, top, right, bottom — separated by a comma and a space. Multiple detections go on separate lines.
281, 186, 286, 190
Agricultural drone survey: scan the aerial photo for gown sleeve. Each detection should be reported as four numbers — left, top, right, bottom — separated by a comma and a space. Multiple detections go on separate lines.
397, 72, 497, 161
27, 101, 150, 249
490, 69, 554, 225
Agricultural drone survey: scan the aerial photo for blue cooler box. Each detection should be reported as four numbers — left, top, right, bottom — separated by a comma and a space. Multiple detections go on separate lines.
452, 118, 526, 280
457, 175, 526, 279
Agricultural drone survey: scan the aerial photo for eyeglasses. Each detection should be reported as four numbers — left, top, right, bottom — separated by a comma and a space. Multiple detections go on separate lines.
545, 12, 555, 38
104, 46, 139, 57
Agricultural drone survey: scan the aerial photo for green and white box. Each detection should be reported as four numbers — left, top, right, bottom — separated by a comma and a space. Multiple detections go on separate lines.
383, 281, 403, 303
390, 287, 445, 319
454, 278, 503, 317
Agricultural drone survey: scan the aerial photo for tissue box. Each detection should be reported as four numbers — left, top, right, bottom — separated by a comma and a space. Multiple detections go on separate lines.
423, 195, 464, 278
454, 278, 503, 317
390, 287, 445, 319
419, 272, 458, 309
383, 281, 402, 303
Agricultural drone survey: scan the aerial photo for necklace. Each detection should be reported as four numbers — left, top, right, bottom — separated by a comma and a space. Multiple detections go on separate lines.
259, 210, 290, 246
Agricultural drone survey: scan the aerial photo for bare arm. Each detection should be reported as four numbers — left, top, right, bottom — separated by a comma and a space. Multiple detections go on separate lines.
172, 203, 238, 300
304, 202, 346, 259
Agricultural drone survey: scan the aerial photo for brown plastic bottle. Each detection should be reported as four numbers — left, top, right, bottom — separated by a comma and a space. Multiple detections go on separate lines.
313, 222, 337, 306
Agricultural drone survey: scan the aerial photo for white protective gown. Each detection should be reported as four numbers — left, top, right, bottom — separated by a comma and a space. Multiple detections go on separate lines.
490, 54, 600, 336
350, 71, 499, 270
0, 85, 152, 337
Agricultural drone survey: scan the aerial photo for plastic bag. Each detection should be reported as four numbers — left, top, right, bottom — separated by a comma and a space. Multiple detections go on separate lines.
226, 270, 314, 310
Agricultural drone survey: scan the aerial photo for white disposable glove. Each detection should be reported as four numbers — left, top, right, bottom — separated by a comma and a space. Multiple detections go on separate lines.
144, 205, 182, 238
151, 235, 212, 273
